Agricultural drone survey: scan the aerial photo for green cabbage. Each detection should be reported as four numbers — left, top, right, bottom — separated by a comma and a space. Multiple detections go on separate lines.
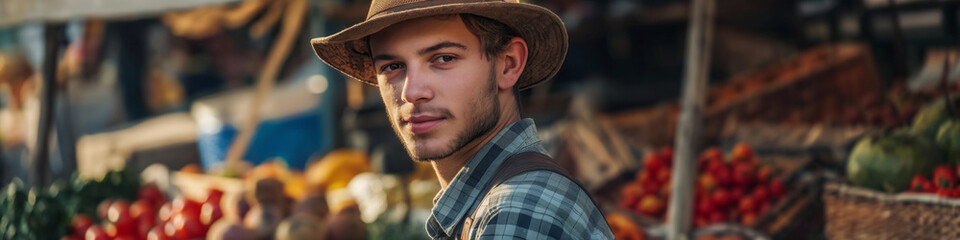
848, 130, 942, 193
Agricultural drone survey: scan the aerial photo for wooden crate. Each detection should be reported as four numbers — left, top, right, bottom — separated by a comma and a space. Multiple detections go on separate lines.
605, 43, 880, 147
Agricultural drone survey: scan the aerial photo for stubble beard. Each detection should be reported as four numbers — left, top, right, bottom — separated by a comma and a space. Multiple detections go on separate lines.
390, 64, 501, 162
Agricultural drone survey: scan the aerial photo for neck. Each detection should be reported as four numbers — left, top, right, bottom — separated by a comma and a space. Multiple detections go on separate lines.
431, 99, 521, 188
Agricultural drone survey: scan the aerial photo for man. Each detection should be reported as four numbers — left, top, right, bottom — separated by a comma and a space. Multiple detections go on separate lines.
310, 0, 614, 239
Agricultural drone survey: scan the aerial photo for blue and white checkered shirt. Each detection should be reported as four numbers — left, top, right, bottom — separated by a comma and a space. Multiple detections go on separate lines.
426, 119, 614, 239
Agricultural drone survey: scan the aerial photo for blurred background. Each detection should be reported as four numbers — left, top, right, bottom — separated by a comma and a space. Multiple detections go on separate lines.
0, 0, 959, 239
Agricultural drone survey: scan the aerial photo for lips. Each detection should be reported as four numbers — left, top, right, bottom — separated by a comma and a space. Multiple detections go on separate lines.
406, 115, 444, 134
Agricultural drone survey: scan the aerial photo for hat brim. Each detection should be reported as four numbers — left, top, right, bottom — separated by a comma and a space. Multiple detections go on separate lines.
310, 2, 567, 90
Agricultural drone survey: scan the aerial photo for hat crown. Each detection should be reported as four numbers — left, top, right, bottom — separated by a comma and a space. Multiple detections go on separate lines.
367, 0, 504, 20
313, 0, 564, 90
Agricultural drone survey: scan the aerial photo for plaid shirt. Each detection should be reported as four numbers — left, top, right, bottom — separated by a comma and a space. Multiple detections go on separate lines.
426, 119, 614, 239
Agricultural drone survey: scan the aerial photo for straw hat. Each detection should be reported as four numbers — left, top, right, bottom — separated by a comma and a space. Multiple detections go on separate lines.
310, 0, 567, 90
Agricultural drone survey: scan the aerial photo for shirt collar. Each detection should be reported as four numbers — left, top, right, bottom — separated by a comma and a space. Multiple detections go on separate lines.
425, 118, 543, 238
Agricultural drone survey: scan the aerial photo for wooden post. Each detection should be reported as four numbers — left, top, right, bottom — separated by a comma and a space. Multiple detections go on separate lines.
33, 23, 64, 187
666, 0, 715, 238
223, 0, 308, 169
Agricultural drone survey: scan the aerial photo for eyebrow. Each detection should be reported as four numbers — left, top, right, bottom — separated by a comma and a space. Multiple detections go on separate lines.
418, 41, 467, 55
372, 41, 467, 63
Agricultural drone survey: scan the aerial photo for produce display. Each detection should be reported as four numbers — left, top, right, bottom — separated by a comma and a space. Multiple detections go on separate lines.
0, 170, 140, 240
605, 212, 648, 240
619, 144, 786, 228
847, 96, 960, 194
911, 96, 956, 139
0, 149, 380, 240
907, 164, 960, 197
206, 159, 366, 240
846, 130, 941, 193
65, 185, 220, 240
61, 161, 366, 240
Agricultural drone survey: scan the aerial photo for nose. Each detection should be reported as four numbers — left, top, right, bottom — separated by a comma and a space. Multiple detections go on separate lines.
400, 67, 434, 104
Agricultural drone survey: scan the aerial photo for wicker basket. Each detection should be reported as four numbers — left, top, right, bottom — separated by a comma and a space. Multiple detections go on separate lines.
823, 182, 960, 240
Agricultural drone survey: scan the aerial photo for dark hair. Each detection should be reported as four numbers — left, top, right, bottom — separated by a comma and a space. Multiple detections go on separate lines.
459, 14, 519, 60
459, 14, 523, 110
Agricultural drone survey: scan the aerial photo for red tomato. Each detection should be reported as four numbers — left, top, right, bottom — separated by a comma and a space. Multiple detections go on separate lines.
158, 202, 173, 222
635, 195, 665, 217
107, 200, 136, 237
696, 198, 715, 216
769, 179, 786, 200
937, 189, 956, 198
171, 212, 205, 239
730, 187, 745, 202
61, 236, 81, 240
643, 153, 665, 174
84, 225, 110, 240
129, 200, 156, 224
732, 162, 756, 188
752, 187, 769, 204
200, 202, 223, 226
698, 173, 718, 193
934, 165, 957, 189
656, 168, 672, 185
635, 171, 653, 184
704, 158, 725, 176
713, 165, 733, 187
699, 147, 724, 163
171, 197, 201, 219
659, 180, 673, 198
923, 181, 936, 193
147, 226, 171, 240
138, 183, 166, 208
97, 199, 114, 220
619, 183, 643, 210
101, 223, 117, 238
136, 218, 154, 240
731, 143, 754, 163
759, 202, 772, 215
71, 214, 94, 237
708, 211, 726, 224
658, 147, 674, 167
114, 235, 137, 240
641, 181, 660, 197
741, 212, 758, 226
694, 216, 709, 228
738, 196, 756, 214
163, 221, 178, 239
711, 189, 731, 208
205, 189, 224, 206
756, 166, 774, 185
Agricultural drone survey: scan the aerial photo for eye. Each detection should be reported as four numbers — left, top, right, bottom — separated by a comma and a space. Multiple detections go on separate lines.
380, 63, 404, 73
433, 55, 456, 64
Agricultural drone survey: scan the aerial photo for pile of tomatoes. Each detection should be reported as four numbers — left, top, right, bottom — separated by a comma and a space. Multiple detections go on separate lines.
909, 165, 960, 197
619, 144, 786, 228
65, 184, 224, 240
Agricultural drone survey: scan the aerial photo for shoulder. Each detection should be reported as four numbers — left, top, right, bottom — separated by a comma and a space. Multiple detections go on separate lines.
470, 170, 614, 240
486, 170, 588, 209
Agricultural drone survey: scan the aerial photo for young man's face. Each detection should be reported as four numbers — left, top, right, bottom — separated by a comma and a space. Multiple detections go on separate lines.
369, 16, 501, 161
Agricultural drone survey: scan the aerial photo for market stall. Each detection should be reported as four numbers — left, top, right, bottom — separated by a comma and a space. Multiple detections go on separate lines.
1, 0, 959, 239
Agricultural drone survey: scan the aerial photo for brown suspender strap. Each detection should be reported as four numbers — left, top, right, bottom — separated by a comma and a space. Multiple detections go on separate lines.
459, 152, 601, 240
488, 152, 577, 191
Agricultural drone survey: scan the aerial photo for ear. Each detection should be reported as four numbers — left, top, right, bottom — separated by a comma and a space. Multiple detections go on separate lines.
497, 37, 528, 90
